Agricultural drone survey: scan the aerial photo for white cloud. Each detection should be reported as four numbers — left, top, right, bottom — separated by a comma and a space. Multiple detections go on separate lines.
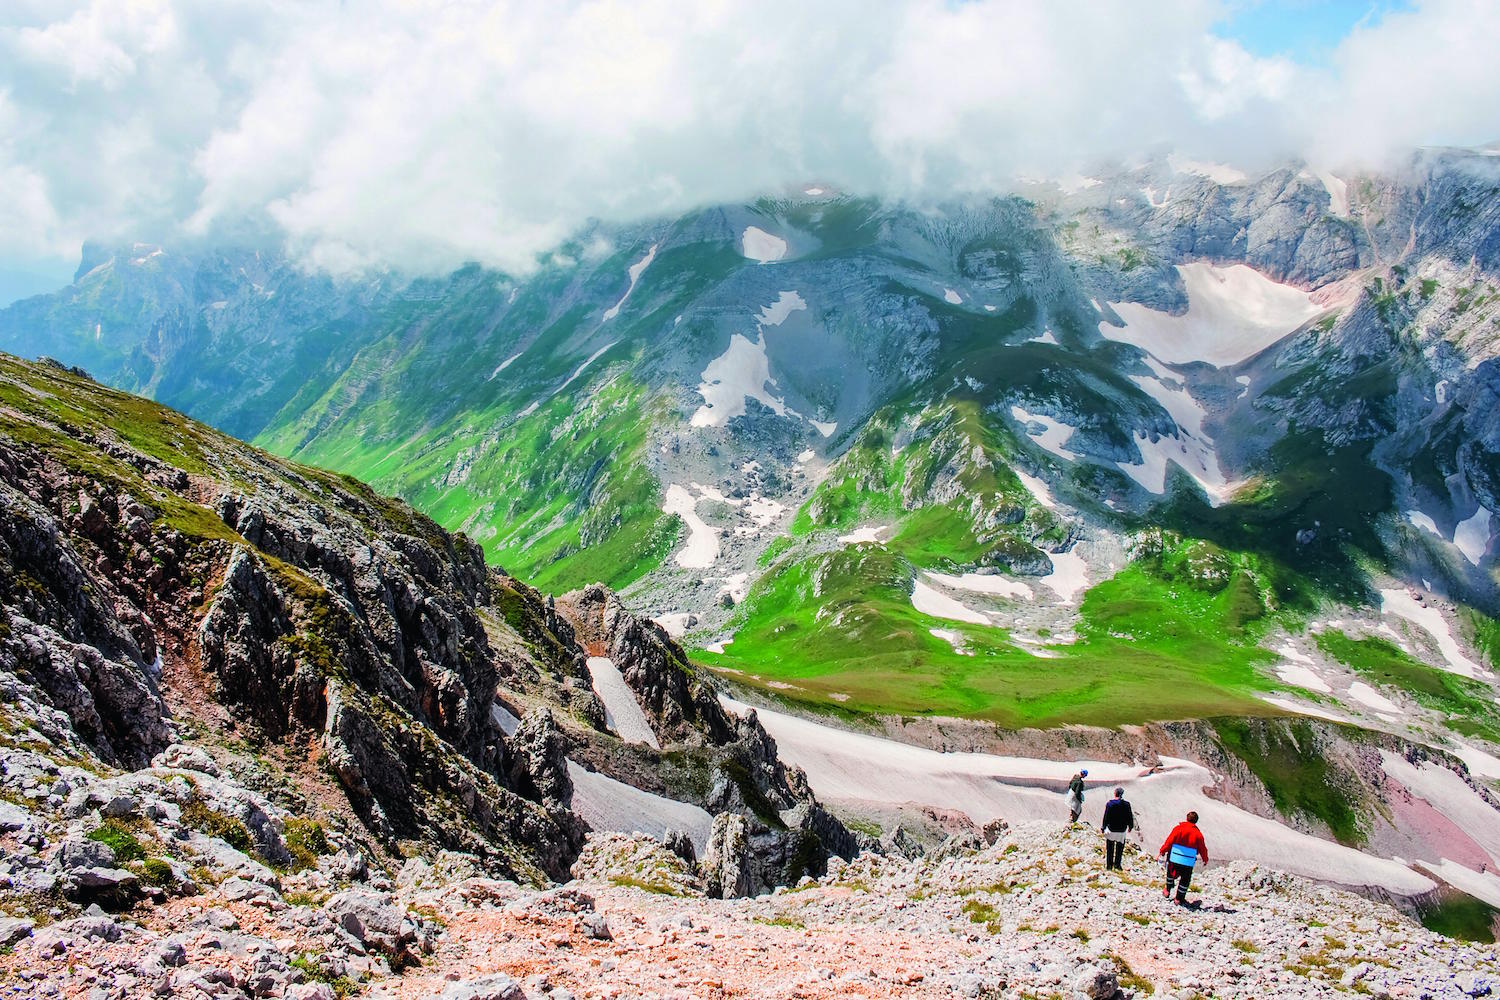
1, 0, 1498, 276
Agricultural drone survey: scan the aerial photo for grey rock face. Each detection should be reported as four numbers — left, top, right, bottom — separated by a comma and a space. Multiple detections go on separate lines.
506, 707, 573, 805
701, 812, 753, 899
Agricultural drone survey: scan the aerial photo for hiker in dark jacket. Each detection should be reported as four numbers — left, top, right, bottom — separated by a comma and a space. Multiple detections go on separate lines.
1100, 787, 1135, 870
1066, 769, 1088, 824
1159, 810, 1209, 907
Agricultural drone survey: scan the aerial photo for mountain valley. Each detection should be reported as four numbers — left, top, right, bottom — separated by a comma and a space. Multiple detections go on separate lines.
6, 148, 1500, 992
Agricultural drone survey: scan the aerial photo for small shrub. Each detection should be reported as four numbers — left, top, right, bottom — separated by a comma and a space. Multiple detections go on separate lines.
962, 898, 1002, 934
285, 890, 330, 908
290, 954, 361, 998
283, 818, 332, 872
1232, 939, 1260, 953
88, 820, 145, 863
181, 801, 253, 853
1070, 928, 1090, 943
141, 857, 175, 887
609, 875, 685, 897
1106, 954, 1153, 994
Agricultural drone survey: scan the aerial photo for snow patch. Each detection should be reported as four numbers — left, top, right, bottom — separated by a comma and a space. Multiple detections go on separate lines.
489, 701, 520, 736
911, 578, 990, 625
489, 351, 524, 380
741, 226, 787, 263
1309, 169, 1349, 218
727, 696, 1430, 895
557, 341, 616, 392
1100, 262, 1326, 367
838, 525, 889, 546
662, 484, 719, 568
796, 449, 815, 464
690, 333, 784, 428
1405, 510, 1441, 537
757, 290, 807, 327
716, 572, 750, 605
567, 761, 711, 855
930, 628, 973, 656
1119, 362, 1238, 504
601, 243, 657, 322
1348, 681, 1402, 714
1039, 551, 1088, 602
654, 612, 694, 638
1451, 742, 1500, 780
1055, 174, 1102, 194
1454, 506, 1491, 565
1275, 662, 1331, 694
1168, 154, 1247, 185
926, 571, 1034, 601
1261, 696, 1346, 723
1013, 468, 1055, 509
586, 656, 660, 749
1379, 589, 1488, 678
1277, 642, 1314, 664
943, 287, 962, 305
1028, 328, 1059, 346
1010, 405, 1078, 461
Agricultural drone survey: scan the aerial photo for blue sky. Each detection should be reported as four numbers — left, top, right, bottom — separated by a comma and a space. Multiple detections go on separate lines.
1217, 0, 1413, 63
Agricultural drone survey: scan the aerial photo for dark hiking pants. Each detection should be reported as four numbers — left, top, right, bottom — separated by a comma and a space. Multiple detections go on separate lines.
1166, 861, 1193, 900
1105, 838, 1125, 869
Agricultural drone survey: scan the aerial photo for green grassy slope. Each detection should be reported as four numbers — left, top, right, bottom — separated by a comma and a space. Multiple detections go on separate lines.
698, 529, 1280, 727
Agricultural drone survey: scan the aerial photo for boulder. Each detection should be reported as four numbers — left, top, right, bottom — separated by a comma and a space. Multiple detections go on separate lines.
324, 889, 428, 966
0, 800, 30, 832
55, 837, 116, 871
437, 973, 524, 1000
1072, 964, 1119, 1000
0, 917, 34, 948
151, 743, 221, 776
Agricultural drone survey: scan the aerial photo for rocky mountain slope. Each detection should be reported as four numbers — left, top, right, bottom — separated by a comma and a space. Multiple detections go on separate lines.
4, 819, 1496, 999
0, 353, 852, 917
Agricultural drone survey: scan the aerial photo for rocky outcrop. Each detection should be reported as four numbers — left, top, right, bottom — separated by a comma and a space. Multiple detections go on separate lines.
505, 707, 573, 806
556, 584, 734, 745
700, 812, 753, 899
556, 587, 857, 892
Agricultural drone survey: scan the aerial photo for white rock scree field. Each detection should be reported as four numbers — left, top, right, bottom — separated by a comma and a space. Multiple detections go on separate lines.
5, 2, 1500, 998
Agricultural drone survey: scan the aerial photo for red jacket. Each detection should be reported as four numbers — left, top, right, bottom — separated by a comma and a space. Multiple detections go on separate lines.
1160, 821, 1208, 863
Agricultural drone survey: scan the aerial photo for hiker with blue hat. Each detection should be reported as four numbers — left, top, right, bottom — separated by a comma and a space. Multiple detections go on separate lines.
1066, 768, 1088, 824
1159, 810, 1209, 908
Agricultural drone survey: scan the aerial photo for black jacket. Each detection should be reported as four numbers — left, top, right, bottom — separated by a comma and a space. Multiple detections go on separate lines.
1101, 797, 1135, 833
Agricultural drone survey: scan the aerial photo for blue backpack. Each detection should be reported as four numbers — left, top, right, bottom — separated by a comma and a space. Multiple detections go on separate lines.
1168, 844, 1198, 867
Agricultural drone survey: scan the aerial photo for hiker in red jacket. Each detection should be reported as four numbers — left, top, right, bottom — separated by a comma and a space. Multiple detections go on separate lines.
1158, 811, 1208, 907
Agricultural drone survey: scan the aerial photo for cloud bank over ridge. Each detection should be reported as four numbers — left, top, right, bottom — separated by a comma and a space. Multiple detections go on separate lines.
3, 0, 1499, 276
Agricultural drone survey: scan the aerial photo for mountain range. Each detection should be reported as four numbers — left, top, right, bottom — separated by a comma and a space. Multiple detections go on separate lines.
7, 150, 1500, 731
